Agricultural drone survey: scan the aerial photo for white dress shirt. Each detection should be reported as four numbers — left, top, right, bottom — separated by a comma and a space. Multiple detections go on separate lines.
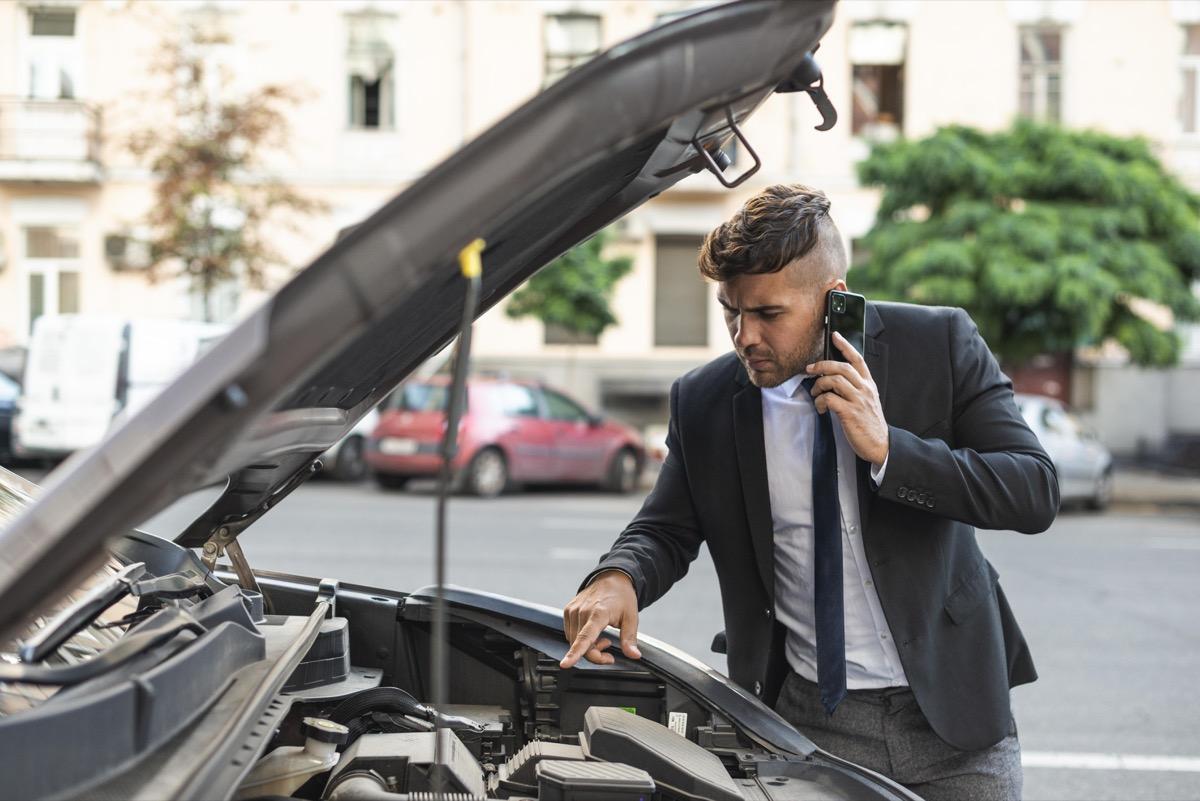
763, 373, 908, 689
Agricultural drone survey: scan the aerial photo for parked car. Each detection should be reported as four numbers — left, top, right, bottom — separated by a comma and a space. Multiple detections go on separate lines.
0, 373, 17, 462
369, 378, 644, 496
0, 4, 920, 800
13, 315, 228, 460
319, 408, 379, 482
1016, 393, 1114, 510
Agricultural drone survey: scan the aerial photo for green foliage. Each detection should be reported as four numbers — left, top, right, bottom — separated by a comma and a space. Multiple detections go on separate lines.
505, 230, 633, 340
855, 121, 1200, 367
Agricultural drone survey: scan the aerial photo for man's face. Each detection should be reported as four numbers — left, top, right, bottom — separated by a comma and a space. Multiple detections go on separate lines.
718, 260, 844, 389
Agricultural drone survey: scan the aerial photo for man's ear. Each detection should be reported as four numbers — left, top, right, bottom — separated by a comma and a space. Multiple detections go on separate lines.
830, 278, 848, 293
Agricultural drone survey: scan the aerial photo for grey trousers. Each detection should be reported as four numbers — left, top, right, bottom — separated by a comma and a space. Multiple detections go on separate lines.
774, 672, 1022, 801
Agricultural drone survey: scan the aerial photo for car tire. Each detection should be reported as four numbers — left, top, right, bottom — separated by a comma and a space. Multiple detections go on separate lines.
328, 436, 368, 482
1085, 468, 1113, 512
464, 447, 508, 498
604, 447, 641, 494
374, 472, 411, 491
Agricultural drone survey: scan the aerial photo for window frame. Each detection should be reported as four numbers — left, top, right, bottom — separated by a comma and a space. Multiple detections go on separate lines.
23, 6, 82, 101
345, 12, 396, 131
1018, 24, 1064, 124
1180, 24, 1200, 136
542, 12, 602, 87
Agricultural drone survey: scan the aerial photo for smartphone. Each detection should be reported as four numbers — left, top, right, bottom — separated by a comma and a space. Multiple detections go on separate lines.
824, 289, 866, 362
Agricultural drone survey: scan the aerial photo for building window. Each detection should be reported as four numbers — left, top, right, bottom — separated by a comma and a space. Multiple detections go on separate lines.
543, 14, 601, 86
347, 13, 395, 129
26, 7, 79, 100
23, 225, 82, 332
849, 22, 906, 140
1180, 25, 1200, 134
654, 235, 708, 347
1019, 26, 1062, 123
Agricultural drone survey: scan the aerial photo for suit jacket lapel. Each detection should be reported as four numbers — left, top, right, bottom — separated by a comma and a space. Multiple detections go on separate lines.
857, 303, 888, 534
732, 370, 776, 604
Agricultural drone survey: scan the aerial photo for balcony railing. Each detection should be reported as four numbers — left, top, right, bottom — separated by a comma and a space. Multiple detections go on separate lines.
0, 97, 102, 182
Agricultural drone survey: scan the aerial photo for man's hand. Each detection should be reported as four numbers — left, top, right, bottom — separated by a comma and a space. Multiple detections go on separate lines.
807, 331, 889, 467
560, 570, 641, 668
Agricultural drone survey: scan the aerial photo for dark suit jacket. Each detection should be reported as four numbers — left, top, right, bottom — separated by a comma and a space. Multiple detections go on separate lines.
586, 302, 1059, 752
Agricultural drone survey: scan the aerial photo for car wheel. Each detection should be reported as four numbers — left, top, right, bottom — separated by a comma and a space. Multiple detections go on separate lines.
1085, 468, 1113, 511
464, 447, 508, 498
374, 472, 411, 491
604, 447, 641, 494
329, 436, 368, 482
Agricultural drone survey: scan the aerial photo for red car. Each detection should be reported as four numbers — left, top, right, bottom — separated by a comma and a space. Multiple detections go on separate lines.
367, 377, 645, 497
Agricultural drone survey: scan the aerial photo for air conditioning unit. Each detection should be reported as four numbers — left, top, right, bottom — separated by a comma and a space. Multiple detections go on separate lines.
105, 232, 152, 271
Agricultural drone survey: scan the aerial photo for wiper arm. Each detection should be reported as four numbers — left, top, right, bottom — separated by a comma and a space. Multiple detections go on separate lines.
1, 607, 204, 686
17, 561, 146, 663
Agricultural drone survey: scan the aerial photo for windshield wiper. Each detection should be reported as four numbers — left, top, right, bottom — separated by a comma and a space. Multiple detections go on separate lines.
2, 607, 204, 686
17, 561, 147, 663
16, 562, 215, 664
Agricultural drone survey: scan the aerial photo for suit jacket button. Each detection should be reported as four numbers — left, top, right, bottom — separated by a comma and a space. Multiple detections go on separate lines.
906, 489, 917, 502
753, 681, 763, 696
917, 492, 927, 505
897, 485, 908, 498
928, 499, 936, 508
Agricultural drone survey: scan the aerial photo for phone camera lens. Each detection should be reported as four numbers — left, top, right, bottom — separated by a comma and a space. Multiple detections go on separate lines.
833, 296, 845, 312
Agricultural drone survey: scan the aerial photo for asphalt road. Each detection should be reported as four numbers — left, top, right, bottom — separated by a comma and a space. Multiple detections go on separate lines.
33, 469, 1200, 800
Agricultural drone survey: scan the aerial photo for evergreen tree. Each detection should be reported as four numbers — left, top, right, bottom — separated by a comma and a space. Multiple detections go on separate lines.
853, 121, 1200, 367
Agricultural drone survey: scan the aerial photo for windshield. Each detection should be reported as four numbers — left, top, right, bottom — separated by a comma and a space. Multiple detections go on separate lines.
0, 469, 136, 717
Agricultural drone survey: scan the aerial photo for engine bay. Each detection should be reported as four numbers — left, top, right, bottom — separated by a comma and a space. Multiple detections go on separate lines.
0, 528, 909, 801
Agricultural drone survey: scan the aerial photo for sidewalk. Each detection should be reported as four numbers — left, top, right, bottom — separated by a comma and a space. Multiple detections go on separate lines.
1112, 467, 1200, 511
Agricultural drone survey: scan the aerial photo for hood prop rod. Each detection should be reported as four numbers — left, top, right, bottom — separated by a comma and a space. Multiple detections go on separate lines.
431, 238, 485, 799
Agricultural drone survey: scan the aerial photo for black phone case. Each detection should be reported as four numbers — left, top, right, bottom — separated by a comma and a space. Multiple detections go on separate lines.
824, 290, 867, 362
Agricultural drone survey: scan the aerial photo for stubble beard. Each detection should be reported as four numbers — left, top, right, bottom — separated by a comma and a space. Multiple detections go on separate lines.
741, 335, 824, 389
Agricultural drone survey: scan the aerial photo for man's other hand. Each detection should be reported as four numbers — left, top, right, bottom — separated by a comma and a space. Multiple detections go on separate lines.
560, 570, 641, 668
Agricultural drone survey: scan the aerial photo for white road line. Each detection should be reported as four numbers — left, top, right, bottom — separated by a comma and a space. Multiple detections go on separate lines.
549, 547, 598, 561
540, 517, 626, 532
1022, 752, 1200, 772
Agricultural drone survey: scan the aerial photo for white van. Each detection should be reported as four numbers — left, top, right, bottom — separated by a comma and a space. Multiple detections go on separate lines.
13, 315, 228, 459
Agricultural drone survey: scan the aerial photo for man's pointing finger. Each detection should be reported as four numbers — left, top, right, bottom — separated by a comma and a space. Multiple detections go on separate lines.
559, 611, 607, 669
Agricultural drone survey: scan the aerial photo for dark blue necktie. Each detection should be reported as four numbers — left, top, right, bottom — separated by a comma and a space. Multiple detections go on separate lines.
801, 377, 846, 716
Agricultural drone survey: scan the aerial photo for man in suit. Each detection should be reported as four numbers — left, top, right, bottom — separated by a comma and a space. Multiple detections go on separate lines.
559, 185, 1059, 800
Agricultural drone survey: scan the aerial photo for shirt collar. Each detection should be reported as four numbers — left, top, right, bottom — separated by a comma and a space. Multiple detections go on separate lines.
767, 372, 809, 400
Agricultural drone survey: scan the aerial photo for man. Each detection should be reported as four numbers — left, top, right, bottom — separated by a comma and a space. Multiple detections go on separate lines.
559, 185, 1059, 800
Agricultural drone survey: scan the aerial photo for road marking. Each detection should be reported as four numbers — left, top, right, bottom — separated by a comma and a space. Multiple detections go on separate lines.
541, 517, 626, 532
1023, 751, 1200, 772
1145, 538, 1200, 551
549, 547, 598, 561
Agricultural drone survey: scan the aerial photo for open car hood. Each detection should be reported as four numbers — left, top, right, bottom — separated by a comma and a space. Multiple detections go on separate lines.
0, 0, 836, 640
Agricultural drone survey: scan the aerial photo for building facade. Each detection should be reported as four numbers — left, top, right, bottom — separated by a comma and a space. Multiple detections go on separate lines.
1, 0, 1198, 454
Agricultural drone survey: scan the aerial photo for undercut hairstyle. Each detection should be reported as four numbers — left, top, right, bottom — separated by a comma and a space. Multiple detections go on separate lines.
698, 184, 847, 284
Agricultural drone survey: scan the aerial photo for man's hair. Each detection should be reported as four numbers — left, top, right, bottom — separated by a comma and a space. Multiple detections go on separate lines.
698, 184, 846, 283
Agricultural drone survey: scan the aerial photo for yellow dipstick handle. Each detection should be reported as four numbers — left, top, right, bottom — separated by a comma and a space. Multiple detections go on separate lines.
458, 238, 486, 278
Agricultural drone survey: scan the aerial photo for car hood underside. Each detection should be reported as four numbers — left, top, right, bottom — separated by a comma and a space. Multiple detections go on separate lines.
0, 0, 835, 644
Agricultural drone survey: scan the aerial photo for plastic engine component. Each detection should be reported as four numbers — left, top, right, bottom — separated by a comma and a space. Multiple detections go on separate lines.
536, 760, 655, 801
283, 617, 349, 691
324, 730, 486, 797
580, 707, 742, 801
495, 740, 585, 787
